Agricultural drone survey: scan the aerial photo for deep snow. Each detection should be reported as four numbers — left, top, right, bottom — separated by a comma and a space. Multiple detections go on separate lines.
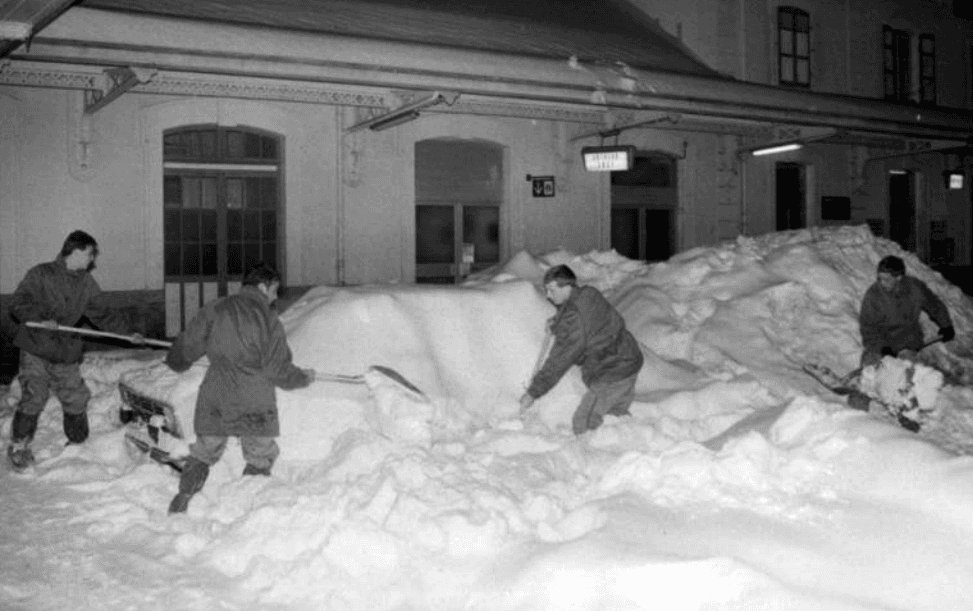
2, 224, 973, 611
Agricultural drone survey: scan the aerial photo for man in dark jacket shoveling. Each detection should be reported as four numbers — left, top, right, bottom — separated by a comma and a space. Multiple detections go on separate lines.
519, 265, 644, 435
848, 255, 955, 416
859, 255, 954, 368
165, 263, 314, 515
7, 230, 144, 470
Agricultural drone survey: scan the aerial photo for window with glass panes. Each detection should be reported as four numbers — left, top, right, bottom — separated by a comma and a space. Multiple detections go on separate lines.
918, 34, 936, 106
162, 126, 281, 330
883, 26, 911, 103
778, 7, 810, 87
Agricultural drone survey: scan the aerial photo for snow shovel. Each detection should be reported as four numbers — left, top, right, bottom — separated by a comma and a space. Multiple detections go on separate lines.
802, 334, 947, 396
27, 323, 427, 399
26, 321, 173, 348
315, 365, 427, 399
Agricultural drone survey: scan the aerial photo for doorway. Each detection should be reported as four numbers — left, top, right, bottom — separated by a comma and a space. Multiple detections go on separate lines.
415, 140, 503, 283
888, 171, 916, 252
610, 153, 677, 262
775, 162, 806, 230
162, 125, 282, 335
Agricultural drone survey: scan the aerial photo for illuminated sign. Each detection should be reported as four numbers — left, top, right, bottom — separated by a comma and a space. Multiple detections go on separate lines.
581, 145, 635, 172
947, 172, 965, 190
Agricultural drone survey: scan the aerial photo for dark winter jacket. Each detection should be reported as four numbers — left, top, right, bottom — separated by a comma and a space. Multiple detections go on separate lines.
166, 286, 311, 438
9, 258, 129, 364
527, 285, 644, 399
859, 275, 952, 357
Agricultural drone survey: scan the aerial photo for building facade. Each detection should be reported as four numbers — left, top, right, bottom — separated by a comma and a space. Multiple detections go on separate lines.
0, 0, 971, 362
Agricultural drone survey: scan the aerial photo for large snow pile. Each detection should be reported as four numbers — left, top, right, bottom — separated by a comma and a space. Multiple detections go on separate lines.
2, 224, 973, 611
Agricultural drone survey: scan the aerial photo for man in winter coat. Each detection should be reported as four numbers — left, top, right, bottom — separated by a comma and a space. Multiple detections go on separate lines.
519, 264, 644, 435
859, 255, 955, 369
7, 230, 144, 470
165, 263, 314, 515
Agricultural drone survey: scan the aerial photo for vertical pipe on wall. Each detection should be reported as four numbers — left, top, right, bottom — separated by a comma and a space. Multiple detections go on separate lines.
739, 155, 748, 236
335, 107, 346, 285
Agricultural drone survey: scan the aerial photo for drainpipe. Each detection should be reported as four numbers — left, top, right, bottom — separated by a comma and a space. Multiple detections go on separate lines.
740, 156, 748, 236
335, 108, 346, 285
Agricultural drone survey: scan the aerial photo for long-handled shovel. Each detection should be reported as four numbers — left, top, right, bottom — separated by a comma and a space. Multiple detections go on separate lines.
28, 322, 427, 398
26, 321, 173, 348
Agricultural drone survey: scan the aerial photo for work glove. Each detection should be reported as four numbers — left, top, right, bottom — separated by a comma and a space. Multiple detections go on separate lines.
940, 325, 955, 342
519, 393, 534, 413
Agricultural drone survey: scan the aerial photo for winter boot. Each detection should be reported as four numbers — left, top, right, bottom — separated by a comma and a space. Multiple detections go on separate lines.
242, 463, 271, 477
7, 411, 39, 470
168, 457, 210, 515
63, 411, 90, 445
7, 440, 35, 470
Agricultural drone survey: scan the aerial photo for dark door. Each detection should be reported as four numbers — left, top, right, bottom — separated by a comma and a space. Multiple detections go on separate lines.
888, 172, 916, 252
611, 208, 674, 262
415, 140, 503, 283
775, 162, 806, 230
163, 126, 282, 335
415, 204, 499, 283
611, 154, 677, 262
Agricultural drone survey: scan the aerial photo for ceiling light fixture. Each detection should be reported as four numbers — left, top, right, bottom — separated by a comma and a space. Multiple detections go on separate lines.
345, 91, 459, 133
751, 143, 803, 156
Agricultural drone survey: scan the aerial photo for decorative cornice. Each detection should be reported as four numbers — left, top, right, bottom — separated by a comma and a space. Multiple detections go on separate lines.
0, 61, 98, 89
0, 62, 611, 124
134, 73, 390, 108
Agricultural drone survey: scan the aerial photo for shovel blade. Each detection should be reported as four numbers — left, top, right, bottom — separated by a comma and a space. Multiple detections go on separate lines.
369, 365, 427, 399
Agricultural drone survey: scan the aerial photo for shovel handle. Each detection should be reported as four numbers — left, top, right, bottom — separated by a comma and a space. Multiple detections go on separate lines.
25, 321, 172, 349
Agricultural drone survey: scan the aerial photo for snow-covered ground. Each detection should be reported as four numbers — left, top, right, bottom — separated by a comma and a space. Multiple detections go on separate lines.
3, 224, 973, 611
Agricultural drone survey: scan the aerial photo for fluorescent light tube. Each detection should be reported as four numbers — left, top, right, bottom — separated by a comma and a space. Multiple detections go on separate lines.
751, 143, 802, 156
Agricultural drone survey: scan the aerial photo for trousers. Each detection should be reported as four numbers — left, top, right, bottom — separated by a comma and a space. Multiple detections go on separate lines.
17, 351, 91, 416
572, 375, 637, 435
189, 434, 280, 470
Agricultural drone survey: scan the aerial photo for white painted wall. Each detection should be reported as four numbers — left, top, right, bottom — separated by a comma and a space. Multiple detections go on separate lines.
4, 86, 690, 291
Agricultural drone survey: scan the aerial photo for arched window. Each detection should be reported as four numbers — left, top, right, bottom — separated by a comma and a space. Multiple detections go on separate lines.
162, 125, 283, 331
778, 6, 810, 87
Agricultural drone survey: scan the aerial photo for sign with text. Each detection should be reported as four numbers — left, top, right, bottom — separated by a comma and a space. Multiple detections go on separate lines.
581, 145, 635, 171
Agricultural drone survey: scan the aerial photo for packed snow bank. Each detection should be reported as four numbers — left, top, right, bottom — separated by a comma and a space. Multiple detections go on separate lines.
3, 224, 973, 611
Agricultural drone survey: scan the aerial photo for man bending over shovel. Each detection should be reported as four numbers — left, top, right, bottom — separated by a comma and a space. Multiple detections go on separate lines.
7, 230, 145, 470
165, 263, 314, 514
519, 265, 644, 435
851, 255, 955, 411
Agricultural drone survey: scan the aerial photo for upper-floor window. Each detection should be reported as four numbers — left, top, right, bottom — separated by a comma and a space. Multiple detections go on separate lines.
778, 7, 810, 87
884, 26, 936, 106
883, 26, 910, 102
918, 34, 936, 106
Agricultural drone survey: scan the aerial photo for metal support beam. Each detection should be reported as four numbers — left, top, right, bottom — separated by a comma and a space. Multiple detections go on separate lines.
345, 90, 459, 133
84, 67, 140, 114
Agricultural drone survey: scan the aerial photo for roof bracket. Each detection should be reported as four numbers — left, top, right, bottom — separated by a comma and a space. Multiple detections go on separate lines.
345, 90, 459, 133
84, 67, 156, 115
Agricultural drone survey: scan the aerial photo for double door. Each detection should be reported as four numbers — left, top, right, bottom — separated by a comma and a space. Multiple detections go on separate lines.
163, 171, 280, 334
415, 204, 499, 283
